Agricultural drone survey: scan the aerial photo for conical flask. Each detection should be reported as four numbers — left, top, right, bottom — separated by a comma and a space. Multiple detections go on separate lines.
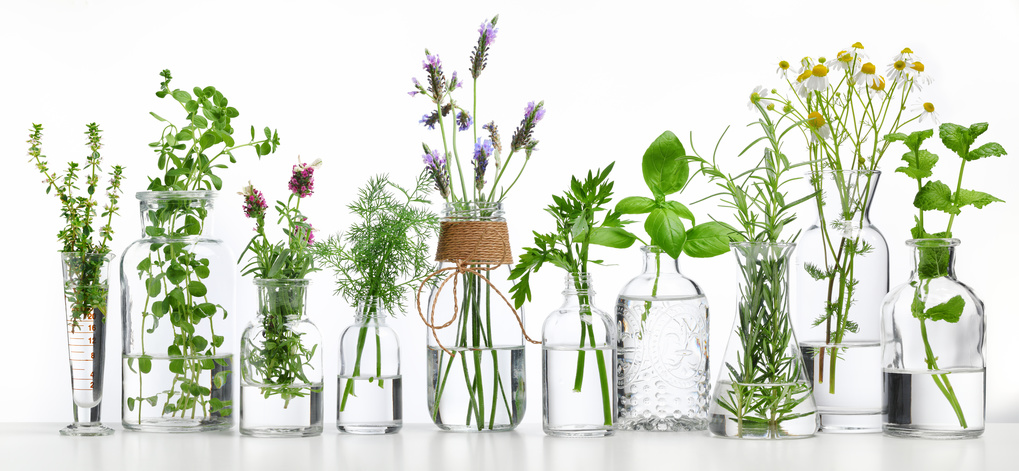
708, 242, 817, 439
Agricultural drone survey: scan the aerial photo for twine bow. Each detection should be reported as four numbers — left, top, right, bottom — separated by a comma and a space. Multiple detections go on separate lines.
416, 220, 539, 356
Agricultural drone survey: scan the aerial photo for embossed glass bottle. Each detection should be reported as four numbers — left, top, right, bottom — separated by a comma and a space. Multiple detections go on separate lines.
616, 246, 709, 431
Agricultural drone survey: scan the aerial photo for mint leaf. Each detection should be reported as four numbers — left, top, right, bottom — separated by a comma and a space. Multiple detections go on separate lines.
683, 222, 733, 258
939, 123, 972, 156
645, 207, 686, 259
616, 196, 656, 214
884, 132, 908, 142
913, 180, 959, 215
966, 142, 1007, 161
925, 295, 965, 323
642, 131, 688, 198
955, 188, 1003, 209
896, 149, 939, 179
968, 122, 988, 139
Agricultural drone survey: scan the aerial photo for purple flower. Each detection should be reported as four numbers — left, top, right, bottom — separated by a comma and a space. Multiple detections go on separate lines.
524, 101, 546, 123
511, 100, 545, 153
470, 16, 499, 79
456, 110, 472, 131
423, 54, 442, 72
482, 121, 503, 153
478, 20, 498, 47
422, 51, 447, 104
239, 181, 268, 222
288, 158, 322, 198
449, 71, 463, 90
294, 217, 315, 246
472, 138, 493, 191
409, 77, 422, 97
422, 149, 450, 199
420, 111, 439, 130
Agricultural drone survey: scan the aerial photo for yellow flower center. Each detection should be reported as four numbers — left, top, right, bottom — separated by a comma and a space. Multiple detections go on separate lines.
870, 77, 886, 91
911, 61, 925, 72
751, 92, 762, 104
779, 60, 790, 70
923, 102, 935, 112
861, 63, 876, 75
767, 103, 776, 111
852, 42, 864, 49
901, 47, 914, 54
812, 64, 829, 77
796, 70, 812, 83
783, 104, 793, 113
807, 111, 826, 129
893, 60, 906, 71
837, 51, 851, 63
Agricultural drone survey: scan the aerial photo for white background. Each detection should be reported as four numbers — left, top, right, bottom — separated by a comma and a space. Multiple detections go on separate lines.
0, 0, 1016, 426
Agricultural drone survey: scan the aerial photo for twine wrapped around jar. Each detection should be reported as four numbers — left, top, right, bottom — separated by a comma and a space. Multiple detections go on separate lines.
416, 220, 539, 355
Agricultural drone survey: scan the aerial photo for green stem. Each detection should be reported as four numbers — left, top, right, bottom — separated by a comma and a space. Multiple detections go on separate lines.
917, 295, 967, 428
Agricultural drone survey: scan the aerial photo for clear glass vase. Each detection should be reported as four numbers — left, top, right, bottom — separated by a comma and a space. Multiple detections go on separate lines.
881, 239, 984, 439
795, 169, 888, 432
240, 278, 323, 437
709, 242, 817, 439
120, 191, 235, 432
426, 201, 526, 432
61, 252, 115, 436
616, 246, 709, 431
543, 273, 615, 437
338, 298, 402, 434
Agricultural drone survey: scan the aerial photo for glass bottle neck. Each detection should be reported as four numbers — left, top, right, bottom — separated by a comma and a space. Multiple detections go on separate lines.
354, 298, 388, 323
561, 273, 596, 307
255, 279, 309, 321
137, 191, 217, 237
909, 240, 958, 280
809, 170, 880, 227
641, 246, 681, 275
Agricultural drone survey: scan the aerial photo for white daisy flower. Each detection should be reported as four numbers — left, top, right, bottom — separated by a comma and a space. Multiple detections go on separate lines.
867, 76, 888, 99
830, 50, 854, 74
887, 59, 910, 83
804, 64, 830, 92
893, 47, 920, 63
911, 100, 940, 125
806, 111, 831, 142
853, 62, 882, 88
748, 86, 770, 110
776, 60, 792, 79
906, 60, 933, 89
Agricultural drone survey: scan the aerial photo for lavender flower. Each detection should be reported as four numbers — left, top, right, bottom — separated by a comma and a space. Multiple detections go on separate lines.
288, 158, 322, 198
420, 111, 439, 130
422, 148, 450, 199
408, 77, 423, 97
482, 121, 502, 153
423, 51, 447, 104
456, 110, 472, 131
510, 100, 545, 153
239, 181, 268, 232
473, 138, 494, 191
470, 15, 499, 79
449, 71, 463, 91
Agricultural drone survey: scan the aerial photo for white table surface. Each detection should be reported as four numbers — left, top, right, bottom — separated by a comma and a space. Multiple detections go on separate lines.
2, 422, 1016, 471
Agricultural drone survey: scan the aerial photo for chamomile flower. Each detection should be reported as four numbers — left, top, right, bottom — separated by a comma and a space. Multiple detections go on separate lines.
806, 111, 831, 142
893, 47, 919, 63
804, 64, 830, 92
748, 86, 769, 110
830, 50, 854, 73
887, 59, 910, 83
853, 62, 882, 88
777, 60, 791, 79
794, 68, 813, 98
911, 100, 940, 125
907, 61, 933, 89
867, 76, 888, 99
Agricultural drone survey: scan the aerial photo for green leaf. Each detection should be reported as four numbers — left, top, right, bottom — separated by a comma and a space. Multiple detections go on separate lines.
903, 129, 934, 151
616, 196, 656, 214
138, 355, 152, 374
913, 180, 959, 215
925, 295, 965, 323
641, 131, 688, 198
127, 397, 136, 411
145, 277, 162, 298
166, 264, 187, 285
171, 90, 192, 104
645, 207, 686, 259
968, 122, 988, 139
264, 127, 272, 139
191, 336, 208, 351
683, 222, 733, 258
939, 123, 971, 156
194, 265, 210, 279
664, 201, 695, 223
210, 174, 223, 190
587, 227, 637, 249
168, 359, 185, 375
184, 100, 199, 113
966, 142, 1006, 161
896, 150, 938, 179
884, 132, 908, 142
212, 335, 225, 348
188, 281, 208, 297
197, 303, 217, 316
176, 129, 194, 142
954, 188, 1003, 209
145, 226, 165, 237
199, 132, 216, 148
192, 115, 209, 129
184, 215, 202, 235
149, 112, 167, 122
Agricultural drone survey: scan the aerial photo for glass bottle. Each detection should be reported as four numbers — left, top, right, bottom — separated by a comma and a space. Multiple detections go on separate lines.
240, 278, 323, 437
426, 201, 526, 432
616, 246, 709, 431
795, 169, 888, 432
121, 191, 235, 432
543, 273, 615, 437
881, 238, 984, 439
709, 242, 817, 439
61, 253, 115, 436
337, 298, 402, 434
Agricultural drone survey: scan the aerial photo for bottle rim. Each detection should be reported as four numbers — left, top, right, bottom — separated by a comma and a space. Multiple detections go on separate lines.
253, 278, 311, 287
136, 190, 218, 201
906, 238, 960, 248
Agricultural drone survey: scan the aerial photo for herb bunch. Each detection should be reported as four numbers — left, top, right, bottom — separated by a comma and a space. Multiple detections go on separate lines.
411, 15, 545, 203
29, 123, 125, 324
887, 122, 1006, 428
311, 173, 438, 410
694, 104, 818, 437
509, 163, 632, 426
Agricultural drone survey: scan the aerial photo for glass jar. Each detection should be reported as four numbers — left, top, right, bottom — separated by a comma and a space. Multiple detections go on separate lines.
543, 273, 615, 437
616, 246, 709, 431
337, 298, 402, 434
121, 191, 235, 432
795, 169, 888, 432
425, 201, 526, 432
709, 242, 817, 439
881, 239, 984, 439
61, 252, 115, 436
240, 278, 323, 437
